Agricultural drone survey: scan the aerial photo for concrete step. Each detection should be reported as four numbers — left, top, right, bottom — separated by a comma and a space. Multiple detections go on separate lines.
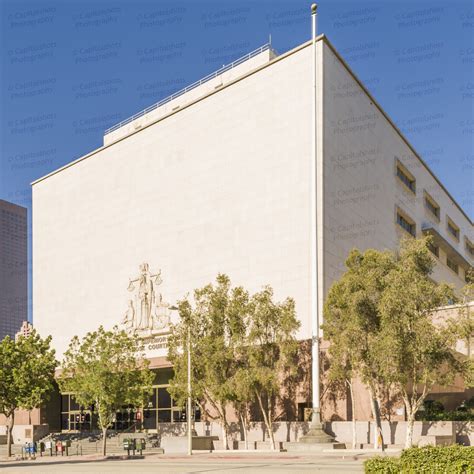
285, 441, 346, 452
0, 446, 23, 457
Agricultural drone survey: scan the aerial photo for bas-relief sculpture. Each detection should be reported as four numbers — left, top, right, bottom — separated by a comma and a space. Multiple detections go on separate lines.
121, 263, 171, 335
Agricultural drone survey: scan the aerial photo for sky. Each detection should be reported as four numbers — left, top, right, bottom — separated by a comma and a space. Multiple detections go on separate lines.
0, 0, 473, 319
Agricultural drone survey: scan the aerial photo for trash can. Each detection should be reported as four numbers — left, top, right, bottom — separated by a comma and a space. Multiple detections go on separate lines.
45, 440, 53, 456
123, 438, 136, 455
56, 440, 63, 456
26, 442, 36, 458
62, 440, 71, 456
135, 438, 145, 454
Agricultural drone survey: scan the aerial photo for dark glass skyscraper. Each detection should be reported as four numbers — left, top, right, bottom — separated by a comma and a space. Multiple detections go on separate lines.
0, 199, 27, 340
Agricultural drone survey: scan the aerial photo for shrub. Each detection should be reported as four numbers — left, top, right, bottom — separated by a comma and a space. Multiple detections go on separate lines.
417, 410, 474, 421
416, 398, 474, 421
401, 446, 474, 473
365, 445, 474, 473
364, 456, 400, 473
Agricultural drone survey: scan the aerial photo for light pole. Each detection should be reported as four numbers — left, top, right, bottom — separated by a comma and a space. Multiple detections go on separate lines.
187, 324, 192, 456
310, 1, 320, 424
299, 4, 334, 445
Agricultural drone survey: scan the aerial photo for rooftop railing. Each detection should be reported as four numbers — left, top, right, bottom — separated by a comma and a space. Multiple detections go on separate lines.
105, 43, 272, 136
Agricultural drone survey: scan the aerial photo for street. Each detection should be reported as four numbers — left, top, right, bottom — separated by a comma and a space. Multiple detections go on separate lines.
0, 452, 367, 473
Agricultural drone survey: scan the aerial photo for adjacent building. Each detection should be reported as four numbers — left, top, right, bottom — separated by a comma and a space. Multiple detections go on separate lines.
31, 35, 473, 432
0, 199, 27, 341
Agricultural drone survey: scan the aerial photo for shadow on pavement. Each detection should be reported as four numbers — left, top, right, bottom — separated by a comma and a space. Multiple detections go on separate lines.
0, 455, 144, 469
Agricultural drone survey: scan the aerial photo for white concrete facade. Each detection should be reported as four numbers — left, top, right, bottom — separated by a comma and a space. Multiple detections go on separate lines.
322, 43, 473, 291
32, 37, 473, 360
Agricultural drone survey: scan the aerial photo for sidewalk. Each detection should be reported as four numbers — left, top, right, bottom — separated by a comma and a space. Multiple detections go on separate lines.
0, 448, 400, 464
0, 449, 400, 468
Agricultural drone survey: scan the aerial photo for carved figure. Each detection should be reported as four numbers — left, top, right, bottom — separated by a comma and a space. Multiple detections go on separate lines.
121, 300, 136, 331
153, 293, 171, 330
122, 263, 170, 334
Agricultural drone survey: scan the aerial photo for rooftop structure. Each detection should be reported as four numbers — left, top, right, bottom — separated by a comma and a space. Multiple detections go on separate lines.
103, 43, 277, 145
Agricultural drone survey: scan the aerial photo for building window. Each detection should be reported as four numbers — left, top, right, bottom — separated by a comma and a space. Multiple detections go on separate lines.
466, 238, 474, 258
424, 192, 440, 220
397, 210, 416, 236
60, 393, 94, 431
428, 242, 439, 258
447, 217, 460, 241
396, 162, 416, 194
143, 385, 201, 429
446, 257, 458, 274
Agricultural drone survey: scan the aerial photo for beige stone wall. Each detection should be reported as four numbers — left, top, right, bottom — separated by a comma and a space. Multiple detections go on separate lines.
0, 423, 49, 444
33, 37, 471, 361
322, 41, 472, 301
30, 37, 472, 432
154, 420, 473, 447
33, 44, 316, 359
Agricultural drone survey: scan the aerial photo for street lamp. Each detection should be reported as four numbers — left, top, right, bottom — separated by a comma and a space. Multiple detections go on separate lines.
310, 1, 321, 426
187, 324, 192, 456
169, 304, 192, 456
298, 4, 333, 446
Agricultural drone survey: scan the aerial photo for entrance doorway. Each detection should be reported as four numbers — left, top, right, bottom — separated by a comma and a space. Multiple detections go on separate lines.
59, 368, 190, 432
60, 394, 95, 431
112, 406, 139, 431
68, 411, 92, 431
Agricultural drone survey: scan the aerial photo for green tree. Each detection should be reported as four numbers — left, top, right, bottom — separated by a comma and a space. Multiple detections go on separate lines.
58, 326, 153, 455
324, 347, 358, 449
378, 237, 464, 448
323, 247, 395, 451
167, 274, 248, 450
0, 330, 56, 457
230, 366, 255, 450
452, 277, 473, 380
245, 286, 300, 451
325, 237, 468, 450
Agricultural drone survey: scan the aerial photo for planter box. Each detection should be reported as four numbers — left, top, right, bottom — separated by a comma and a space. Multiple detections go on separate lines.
419, 435, 455, 447
160, 435, 217, 453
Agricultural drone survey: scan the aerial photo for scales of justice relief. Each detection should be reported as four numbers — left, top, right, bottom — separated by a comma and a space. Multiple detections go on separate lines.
121, 263, 172, 335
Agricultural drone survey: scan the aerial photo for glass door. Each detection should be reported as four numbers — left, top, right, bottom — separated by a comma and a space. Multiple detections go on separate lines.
68, 411, 92, 431
112, 406, 138, 431
142, 385, 197, 429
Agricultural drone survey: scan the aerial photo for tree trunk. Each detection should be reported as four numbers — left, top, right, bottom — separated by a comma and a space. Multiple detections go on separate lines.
403, 392, 421, 450
221, 421, 229, 450
368, 388, 384, 451
240, 412, 248, 451
347, 380, 357, 449
267, 416, 276, 451
368, 391, 377, 449
6, 412, 14, 457
374, 400, 384, 452
404, 383, 429, 449
102, 427, 107, 456
405, 410, 415, 449
256, 392, 276, 451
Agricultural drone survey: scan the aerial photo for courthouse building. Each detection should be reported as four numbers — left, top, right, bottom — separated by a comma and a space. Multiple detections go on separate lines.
30, 35, 473, 432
